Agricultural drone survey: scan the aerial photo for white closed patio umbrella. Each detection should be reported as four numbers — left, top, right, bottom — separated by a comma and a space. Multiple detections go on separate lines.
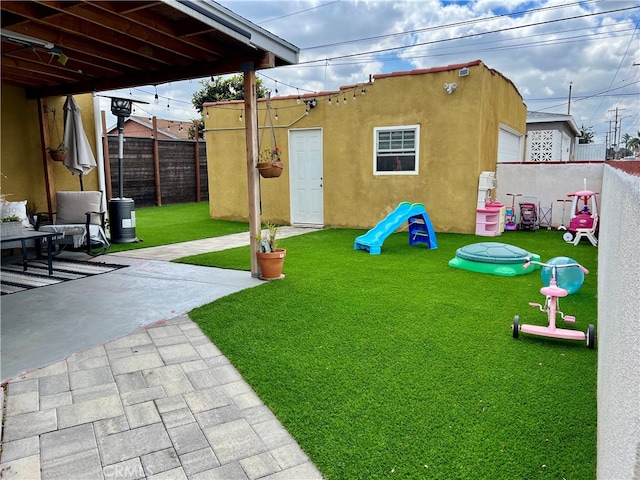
63, 95, 97, 190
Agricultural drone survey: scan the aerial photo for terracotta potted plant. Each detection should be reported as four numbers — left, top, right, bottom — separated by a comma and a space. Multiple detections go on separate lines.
255, 222, 286, 280
256, 146, 283, 178
48, 142, 68, 162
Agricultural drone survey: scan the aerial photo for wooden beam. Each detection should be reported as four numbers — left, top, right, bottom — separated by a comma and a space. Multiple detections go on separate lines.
243, 66, 261, 277
38, 99, 55, 214
100, 110, 112, 201
152, 116, 162, 206
194, 121, 201, 203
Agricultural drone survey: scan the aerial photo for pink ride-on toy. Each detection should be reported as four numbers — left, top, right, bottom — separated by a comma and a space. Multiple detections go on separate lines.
512, 259, 595, 348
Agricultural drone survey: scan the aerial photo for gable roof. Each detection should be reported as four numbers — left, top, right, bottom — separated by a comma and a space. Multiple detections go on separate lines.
106, 116, 190, 139
1, 0, 299, 98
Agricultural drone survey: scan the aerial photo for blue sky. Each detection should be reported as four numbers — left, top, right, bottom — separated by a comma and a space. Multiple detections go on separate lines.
100, 0, 640, 144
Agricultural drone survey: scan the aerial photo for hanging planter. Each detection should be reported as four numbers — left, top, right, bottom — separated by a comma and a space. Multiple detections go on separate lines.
47, 107, 67, 162
257, 160, 283, 178
257, 145, 283, 178
48, 146, 68, 162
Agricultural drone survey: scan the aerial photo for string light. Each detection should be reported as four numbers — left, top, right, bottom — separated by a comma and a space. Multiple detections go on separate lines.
154, 85, 159, 104
343, 93, 347, 104
275, 109, 279, 121
297, 89, 301, 104
328, 97, 332, 105
239, 111, 243, 122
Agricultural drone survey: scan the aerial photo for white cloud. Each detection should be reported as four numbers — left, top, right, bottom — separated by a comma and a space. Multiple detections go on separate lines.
100, 0, 640, 142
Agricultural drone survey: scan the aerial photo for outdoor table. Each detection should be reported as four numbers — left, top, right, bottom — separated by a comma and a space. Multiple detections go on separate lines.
1, 230, 63, 275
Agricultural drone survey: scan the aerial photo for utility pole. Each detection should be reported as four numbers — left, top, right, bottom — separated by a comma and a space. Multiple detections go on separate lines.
608, 107, 626, 159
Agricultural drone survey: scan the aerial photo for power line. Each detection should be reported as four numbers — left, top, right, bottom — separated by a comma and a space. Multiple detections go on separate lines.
296, 5, 639, 65
302, 0, 600, 51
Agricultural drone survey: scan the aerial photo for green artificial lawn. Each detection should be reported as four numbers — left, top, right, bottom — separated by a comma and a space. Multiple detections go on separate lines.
185, 229, 598, 479
106, 202, 248, 253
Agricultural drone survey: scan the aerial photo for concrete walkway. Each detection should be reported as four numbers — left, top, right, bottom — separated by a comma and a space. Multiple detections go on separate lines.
0, 227, 323, 479
108, 226, 315, 262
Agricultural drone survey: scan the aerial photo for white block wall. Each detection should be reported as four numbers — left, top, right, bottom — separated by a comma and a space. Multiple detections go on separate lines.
495, 163, 604, 228
597, 165, 640, 479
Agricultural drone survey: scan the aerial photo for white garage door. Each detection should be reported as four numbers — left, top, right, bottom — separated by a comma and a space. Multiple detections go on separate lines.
498, 126, 523, 163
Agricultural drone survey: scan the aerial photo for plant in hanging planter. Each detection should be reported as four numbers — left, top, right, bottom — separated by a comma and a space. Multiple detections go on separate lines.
47, 142, 68, 162
255, 222, 286, 280
256, 146, 283, 178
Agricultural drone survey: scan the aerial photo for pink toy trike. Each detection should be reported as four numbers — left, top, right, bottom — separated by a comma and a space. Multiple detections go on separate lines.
562, 187, 599, 243
512, 259, 595, 348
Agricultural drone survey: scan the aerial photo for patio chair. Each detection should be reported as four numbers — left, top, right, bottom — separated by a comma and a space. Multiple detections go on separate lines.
572, 215, 599, 247
37, 191, 110, 256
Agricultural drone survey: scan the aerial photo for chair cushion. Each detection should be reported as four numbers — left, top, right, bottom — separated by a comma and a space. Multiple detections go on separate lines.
56, 191, 102, 225
1, 200, 31, 228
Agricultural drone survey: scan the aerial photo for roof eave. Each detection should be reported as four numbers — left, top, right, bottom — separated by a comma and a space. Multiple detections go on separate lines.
170, 0, 299, 66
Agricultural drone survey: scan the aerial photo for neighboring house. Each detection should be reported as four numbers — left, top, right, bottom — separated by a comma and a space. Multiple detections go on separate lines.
203, 59, 527, 234
106, 116, 190, 140
524, 111, 581, 162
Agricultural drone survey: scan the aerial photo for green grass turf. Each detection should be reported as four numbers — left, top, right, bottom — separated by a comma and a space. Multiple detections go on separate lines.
185, 229, 598, 479
106, 202, 248, 252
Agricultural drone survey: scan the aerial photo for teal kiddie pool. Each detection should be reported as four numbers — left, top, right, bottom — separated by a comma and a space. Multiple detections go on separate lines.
448, 242, 540, 276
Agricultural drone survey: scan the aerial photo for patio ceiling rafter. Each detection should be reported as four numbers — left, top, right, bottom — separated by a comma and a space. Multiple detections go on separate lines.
1, 0, 299, 279
1, 0, 299, 98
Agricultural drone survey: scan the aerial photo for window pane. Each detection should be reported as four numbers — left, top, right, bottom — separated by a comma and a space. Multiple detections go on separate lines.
376, 155, 416, 172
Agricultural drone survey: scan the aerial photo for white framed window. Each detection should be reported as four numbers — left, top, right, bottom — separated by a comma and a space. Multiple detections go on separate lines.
373, 125, 419, 175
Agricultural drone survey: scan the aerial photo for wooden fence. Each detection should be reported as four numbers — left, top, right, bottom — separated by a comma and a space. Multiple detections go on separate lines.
106, 137, 208, 207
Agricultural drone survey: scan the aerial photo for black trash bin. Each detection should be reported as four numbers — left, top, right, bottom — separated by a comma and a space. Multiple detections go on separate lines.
109, 198, 138, 243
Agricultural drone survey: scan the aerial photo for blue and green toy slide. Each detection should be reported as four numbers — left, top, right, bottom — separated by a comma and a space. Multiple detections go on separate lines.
354, 202, 437, 255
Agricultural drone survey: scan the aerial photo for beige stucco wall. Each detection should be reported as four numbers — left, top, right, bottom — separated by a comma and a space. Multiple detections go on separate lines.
204, 62, 526, 233
596, 164, 640, 479
1, 84, 99, 212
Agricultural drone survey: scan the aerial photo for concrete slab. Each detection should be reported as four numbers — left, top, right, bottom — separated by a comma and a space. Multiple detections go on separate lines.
1, 256, 262, 382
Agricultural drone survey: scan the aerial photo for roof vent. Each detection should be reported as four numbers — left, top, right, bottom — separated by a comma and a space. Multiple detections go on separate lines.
459, 67, 469, 77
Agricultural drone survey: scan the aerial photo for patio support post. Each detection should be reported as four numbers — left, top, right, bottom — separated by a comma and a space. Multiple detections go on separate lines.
38, 98, 55, 214
243, 64, 261, 277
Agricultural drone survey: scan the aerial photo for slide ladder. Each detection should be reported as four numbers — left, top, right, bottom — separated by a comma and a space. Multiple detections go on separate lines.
354, 202, 437, 255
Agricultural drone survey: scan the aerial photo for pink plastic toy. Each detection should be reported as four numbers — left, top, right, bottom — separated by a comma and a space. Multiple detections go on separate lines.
562, 183, 599, 243
512, 259, 595, 348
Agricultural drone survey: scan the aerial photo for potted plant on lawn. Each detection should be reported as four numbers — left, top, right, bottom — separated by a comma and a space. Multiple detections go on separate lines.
255, 222, 286, 280
47, 142, 68, 162
256, 146, 283, 178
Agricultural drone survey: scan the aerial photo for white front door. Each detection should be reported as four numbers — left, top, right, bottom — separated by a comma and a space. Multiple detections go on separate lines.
289, 128, 323, 226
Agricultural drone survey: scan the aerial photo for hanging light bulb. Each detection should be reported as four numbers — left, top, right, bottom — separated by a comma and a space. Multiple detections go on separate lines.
343, 94, 347, 104
167, 122, 171, 130
275, 109, 279, 121
328, 97, 332, 105
179, 123, 183, 131
335, 96, 339, 106
361, 87, 366, 95
206, 111, 210, 119
239, 111, 243, 122
166, 100, 170, 110
353, 88, 357, 100
154, 86, 159, 104
296, 89, 301, 104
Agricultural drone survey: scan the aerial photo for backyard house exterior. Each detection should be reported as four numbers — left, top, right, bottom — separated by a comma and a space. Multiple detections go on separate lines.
524, 111, 581, 162
106, 116, 191, 140
204, 60, 527, 234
